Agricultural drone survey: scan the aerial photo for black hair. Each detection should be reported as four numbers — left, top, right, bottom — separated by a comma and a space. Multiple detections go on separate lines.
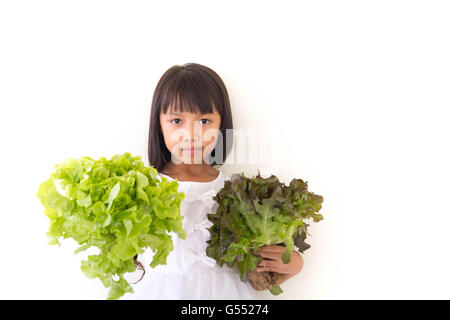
147, 62, 234, 172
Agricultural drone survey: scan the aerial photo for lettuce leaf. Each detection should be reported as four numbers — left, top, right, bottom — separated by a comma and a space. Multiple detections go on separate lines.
205, 171, 323, 294
36, 152, 186, 299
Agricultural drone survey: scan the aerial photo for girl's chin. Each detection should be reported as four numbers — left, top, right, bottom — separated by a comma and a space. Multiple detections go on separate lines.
172, 153, 204, 164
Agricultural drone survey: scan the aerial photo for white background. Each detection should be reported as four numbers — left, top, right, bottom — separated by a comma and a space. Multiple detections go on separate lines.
1, 0, 449, 299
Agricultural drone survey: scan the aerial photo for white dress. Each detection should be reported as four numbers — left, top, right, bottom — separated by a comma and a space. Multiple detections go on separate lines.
121, 170, 258, 300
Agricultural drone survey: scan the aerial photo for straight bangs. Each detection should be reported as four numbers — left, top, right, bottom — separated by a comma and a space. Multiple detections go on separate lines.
159, 68, 223, 115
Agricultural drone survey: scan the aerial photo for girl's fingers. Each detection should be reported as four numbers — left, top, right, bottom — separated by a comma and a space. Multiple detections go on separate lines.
257, 250, 281, 261
255, 246, 289, 272
258, 259, 275, 267
257, 259, 278, 272
257, 259, 282, 273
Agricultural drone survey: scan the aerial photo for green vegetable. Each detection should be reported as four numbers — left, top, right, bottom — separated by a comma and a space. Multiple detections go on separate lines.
205, 171, 323, 295
36, 152, 186, 299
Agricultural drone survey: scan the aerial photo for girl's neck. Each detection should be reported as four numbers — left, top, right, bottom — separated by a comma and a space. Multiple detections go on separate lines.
161, 161, 219, 182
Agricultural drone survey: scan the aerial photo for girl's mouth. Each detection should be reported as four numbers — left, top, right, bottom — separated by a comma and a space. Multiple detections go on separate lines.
182, 148, 201, 154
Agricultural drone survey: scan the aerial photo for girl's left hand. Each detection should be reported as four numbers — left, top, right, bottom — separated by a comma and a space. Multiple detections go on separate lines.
255, 245, 304, 277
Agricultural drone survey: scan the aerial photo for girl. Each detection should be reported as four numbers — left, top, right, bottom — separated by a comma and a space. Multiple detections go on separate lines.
123, 63, 304, 299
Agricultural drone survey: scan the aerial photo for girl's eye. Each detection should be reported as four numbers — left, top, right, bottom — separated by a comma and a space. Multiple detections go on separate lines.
171, 119, 210, 125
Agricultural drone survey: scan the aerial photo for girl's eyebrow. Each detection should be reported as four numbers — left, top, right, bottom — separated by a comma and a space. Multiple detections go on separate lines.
166, 112, 214, 116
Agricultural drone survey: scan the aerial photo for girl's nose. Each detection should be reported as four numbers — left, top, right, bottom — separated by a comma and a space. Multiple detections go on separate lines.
184, 121, 203, 143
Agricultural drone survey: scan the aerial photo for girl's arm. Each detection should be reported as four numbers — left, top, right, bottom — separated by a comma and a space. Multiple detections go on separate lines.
278, 251, 304, 284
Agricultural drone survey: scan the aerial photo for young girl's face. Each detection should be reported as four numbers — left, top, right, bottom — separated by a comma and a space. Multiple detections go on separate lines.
159, 106, 222, 165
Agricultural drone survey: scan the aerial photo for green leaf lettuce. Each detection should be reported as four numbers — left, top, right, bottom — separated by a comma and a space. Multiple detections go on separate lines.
36, 152, 186, 300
